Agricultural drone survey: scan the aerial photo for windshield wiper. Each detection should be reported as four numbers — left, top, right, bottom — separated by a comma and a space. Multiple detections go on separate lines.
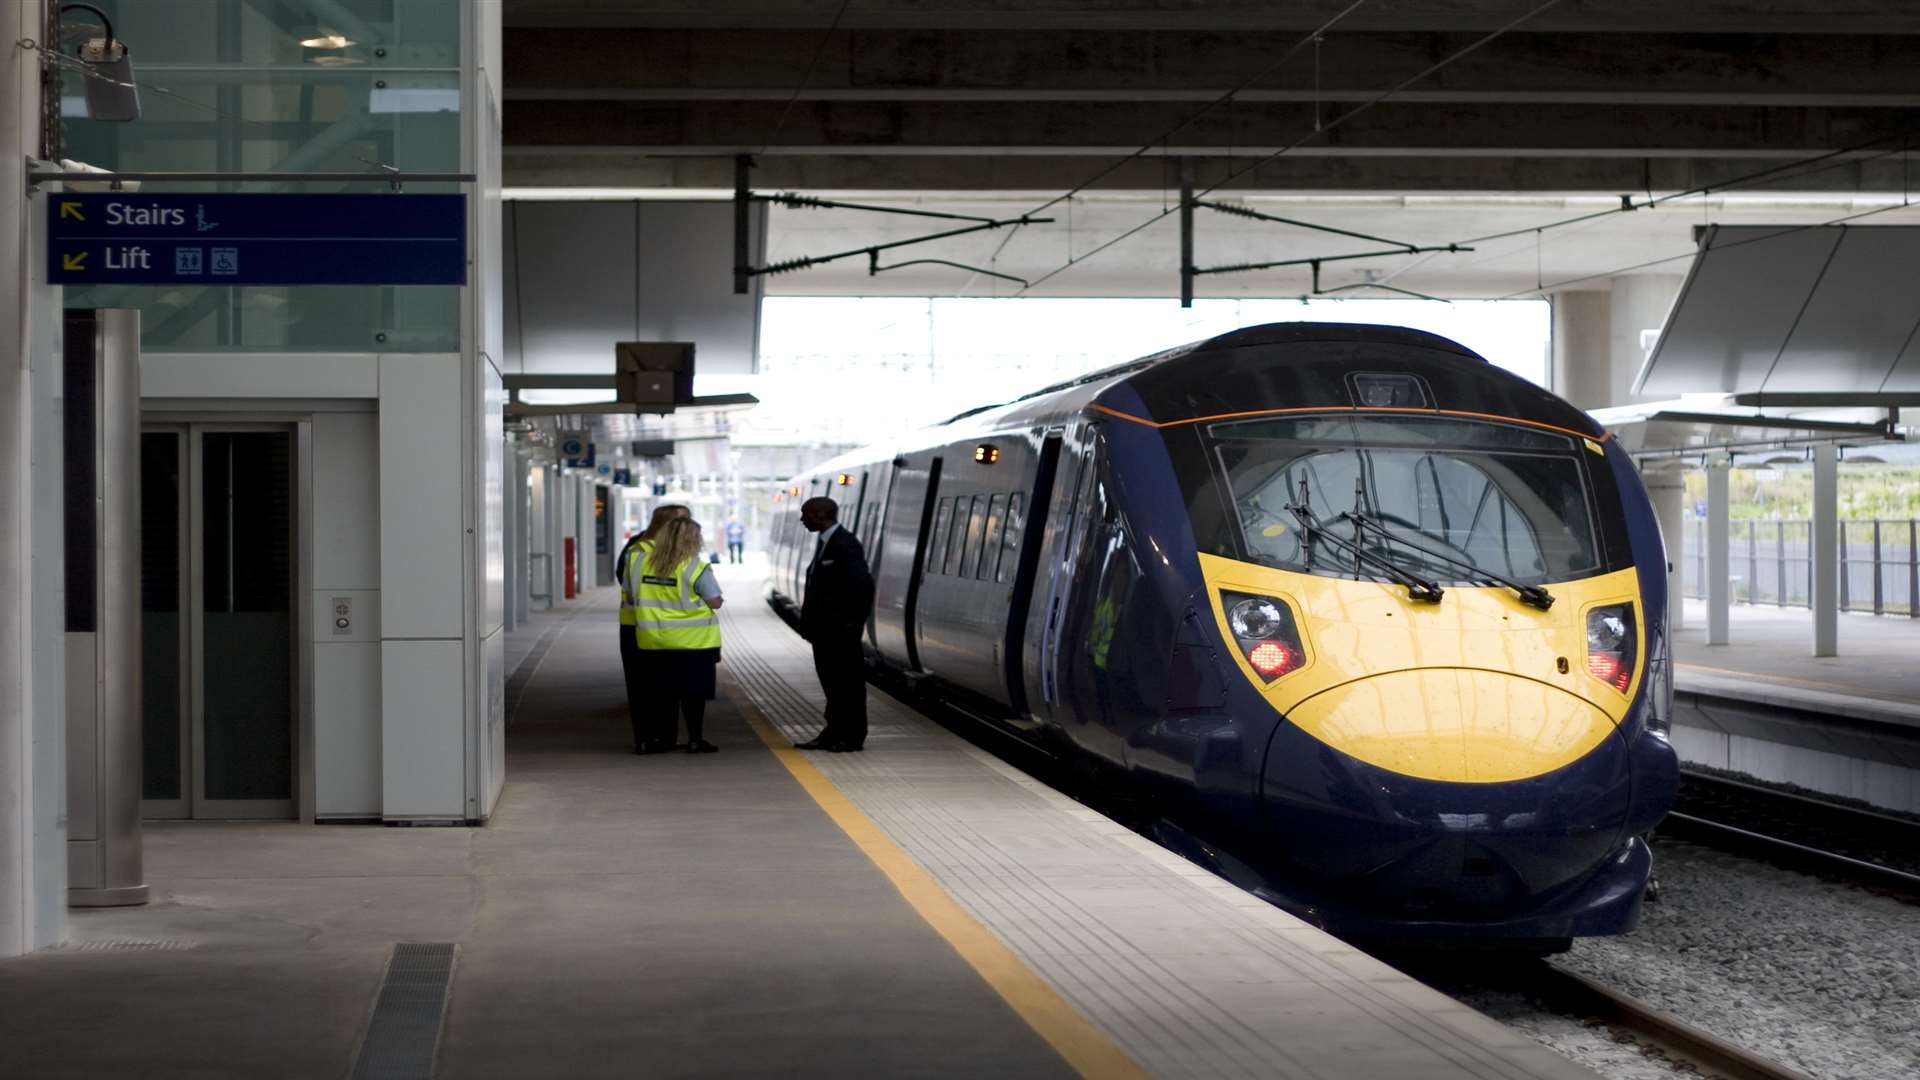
1284, 503, 1444, 604
1339, 510, 1555, 611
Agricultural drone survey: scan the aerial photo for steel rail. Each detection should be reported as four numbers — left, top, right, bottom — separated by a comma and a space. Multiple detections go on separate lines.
1530, 963, 1817, 1080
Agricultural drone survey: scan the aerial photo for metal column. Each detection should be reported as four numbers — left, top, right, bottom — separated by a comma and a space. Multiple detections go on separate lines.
1705, 462, 1730, 646
1811, 443, 1839, 657
64, 309, 147, 908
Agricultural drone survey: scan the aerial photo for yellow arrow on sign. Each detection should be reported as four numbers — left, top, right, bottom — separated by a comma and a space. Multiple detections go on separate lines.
59, 201, 85, 222
62, 252, 87, 271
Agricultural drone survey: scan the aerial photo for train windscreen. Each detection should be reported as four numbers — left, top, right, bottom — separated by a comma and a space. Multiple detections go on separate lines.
1205, 414, 1607, 586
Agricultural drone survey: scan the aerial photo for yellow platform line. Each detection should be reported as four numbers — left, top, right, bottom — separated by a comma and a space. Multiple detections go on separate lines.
732, 691, 1148, 1080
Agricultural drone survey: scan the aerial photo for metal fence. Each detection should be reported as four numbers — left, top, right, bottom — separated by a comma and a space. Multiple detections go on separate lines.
1680, 518, 1920, 617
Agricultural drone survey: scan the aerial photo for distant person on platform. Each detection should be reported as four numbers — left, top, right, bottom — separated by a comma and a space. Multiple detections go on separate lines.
632, 518, 723, 755
617, 504, 688, 753
792, 497, 874, 753
725, 517, 746, 564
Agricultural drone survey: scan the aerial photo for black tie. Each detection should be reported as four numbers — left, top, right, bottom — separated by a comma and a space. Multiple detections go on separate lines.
809, 535, 825, 574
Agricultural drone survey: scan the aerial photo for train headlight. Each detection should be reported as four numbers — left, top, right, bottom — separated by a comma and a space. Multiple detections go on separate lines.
1221, 591, 1306, 682
1585, 603, 1636, 694
1228, 598, 1284, 639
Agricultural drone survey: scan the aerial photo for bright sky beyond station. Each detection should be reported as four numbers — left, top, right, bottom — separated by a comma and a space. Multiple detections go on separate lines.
700, 297, 1551, 447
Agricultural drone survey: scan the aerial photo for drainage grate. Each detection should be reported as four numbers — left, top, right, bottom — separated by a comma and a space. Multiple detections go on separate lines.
351, 943, 457, 1080
60, 938, 194, 952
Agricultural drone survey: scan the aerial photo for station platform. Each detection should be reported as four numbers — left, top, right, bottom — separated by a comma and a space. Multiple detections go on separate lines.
1669, 598, 1920, 814
1673, 598, 1920, 722
0, 568, 1593, 1079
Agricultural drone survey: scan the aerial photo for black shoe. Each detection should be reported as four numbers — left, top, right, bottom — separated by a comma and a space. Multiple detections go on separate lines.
636, 741, 673, 755
793, 737, 837, 751
688, 740, 719, 754
827, 743, 864, 753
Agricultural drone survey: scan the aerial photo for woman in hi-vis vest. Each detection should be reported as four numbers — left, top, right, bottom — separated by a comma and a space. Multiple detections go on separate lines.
631, 518, 724, 754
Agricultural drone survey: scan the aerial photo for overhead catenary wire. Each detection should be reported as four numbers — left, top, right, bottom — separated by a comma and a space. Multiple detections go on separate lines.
759, 0, 857, 155
1016, 0, 1568, 294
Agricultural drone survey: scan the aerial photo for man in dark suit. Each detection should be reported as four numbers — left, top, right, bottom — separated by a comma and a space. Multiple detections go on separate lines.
794, 497, 875, 752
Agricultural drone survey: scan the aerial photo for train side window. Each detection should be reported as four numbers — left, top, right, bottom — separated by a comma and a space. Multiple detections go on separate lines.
926, 497, 954, 576
979, 494, 1005, 580
955, 495, 984, 578
998, 492, 1025, 583
940, 499, 967, 580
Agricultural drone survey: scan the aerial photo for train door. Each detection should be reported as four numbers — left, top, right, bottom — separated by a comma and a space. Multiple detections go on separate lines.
890, 451, 936, 668
1033, 423, 1099, 721
1000, 434, 1063, 723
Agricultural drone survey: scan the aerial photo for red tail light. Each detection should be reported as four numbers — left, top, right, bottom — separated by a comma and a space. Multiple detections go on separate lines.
1585, 604, 1636, 694
1221, 591, 1307, 682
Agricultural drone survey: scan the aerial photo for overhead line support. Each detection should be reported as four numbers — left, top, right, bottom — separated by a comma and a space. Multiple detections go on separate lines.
1178, 158, 1195, 308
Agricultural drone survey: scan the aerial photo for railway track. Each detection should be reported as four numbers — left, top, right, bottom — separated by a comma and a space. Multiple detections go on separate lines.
1527, 962, 1815, 1080
1661, 770, 1920, 902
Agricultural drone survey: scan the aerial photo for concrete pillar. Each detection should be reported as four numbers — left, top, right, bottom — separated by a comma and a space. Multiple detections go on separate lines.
509, 450, 530, 625
542, 465, 563, 607
3, 0, 67, 958
575, 475, 597, 591
1550, 290, 1612, 410
1811, 443, 1839, 657
1645, 470, 1687, 633
500, 440, 518, 635
1606, 275, 1684, 407
1705, 462, 1731, 645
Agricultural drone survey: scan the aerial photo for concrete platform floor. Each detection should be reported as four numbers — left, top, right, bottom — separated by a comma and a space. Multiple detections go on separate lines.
1674, 598, 1920, 716
0, 591, 1070, 1079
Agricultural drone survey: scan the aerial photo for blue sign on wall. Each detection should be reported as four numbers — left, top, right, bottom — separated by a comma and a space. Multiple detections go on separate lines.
47, 193, 466, 285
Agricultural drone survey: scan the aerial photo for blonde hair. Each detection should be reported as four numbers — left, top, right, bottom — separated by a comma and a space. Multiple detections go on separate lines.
647, 518, 704, 577
639, 503, 689, 543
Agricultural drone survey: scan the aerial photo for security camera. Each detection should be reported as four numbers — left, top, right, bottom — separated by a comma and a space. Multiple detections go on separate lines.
77, 36, 141, 122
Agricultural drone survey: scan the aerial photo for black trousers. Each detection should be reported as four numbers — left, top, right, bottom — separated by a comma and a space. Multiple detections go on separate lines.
619, 625, 647, 750
810, 635, 867, 748
651, 697, 706, 746
727, 541, 743, 563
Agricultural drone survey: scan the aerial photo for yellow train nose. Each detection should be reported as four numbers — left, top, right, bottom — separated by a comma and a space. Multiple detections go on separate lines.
1283, 669, 1619, 784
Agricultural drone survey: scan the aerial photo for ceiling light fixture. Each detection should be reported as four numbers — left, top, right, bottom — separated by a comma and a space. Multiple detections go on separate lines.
300, 33, 354, 49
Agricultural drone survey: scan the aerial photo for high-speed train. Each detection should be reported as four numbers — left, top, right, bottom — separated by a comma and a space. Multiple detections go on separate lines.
766, 322, 1678, 946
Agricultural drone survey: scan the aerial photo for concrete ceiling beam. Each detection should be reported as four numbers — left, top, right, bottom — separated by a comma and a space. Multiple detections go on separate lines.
501, 152, 1920, 195
501, 0, 1920, 34
505, 28, 1920, 98
503, 99, 1917, 156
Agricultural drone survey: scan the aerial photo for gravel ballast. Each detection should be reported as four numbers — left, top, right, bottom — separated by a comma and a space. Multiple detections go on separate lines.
1437, 839, 1920, 1079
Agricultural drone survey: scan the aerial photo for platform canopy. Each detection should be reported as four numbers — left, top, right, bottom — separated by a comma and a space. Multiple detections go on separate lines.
1636, 225, 1920, 397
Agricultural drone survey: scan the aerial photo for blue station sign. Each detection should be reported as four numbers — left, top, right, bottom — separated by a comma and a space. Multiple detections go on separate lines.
47, 193, 467, 285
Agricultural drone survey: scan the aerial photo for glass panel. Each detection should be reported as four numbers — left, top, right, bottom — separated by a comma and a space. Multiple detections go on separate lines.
980, 494, 1005, 581
944, 496, 969, 576
141, 433, 182, 800
201, 432, 293, 801
927, 498, 953, 575
1209, 415, 1603, 586
998, 493, 1025, 584
958, 496, 986, 579
59, 1, 463, 351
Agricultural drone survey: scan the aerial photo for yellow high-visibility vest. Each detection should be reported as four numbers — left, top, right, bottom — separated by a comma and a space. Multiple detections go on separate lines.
618, 540, 649, 626
632, 554, 721, 651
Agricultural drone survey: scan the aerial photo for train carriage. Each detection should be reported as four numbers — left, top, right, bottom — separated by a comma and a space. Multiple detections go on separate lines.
767, 322, 1679, 946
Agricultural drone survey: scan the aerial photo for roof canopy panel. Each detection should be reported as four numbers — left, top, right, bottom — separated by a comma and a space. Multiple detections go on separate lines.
1637, 225, 1920, 397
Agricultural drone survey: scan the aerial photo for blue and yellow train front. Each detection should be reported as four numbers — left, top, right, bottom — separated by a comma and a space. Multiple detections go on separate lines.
1173, 407, 1679, 943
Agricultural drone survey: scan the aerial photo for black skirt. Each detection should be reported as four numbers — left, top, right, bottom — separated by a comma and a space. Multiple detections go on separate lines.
634, 647, 719, 700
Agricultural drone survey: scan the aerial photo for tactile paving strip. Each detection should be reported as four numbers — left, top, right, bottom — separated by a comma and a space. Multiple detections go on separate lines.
351, 943, 457, 1080
718, 594, 1587, 1080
